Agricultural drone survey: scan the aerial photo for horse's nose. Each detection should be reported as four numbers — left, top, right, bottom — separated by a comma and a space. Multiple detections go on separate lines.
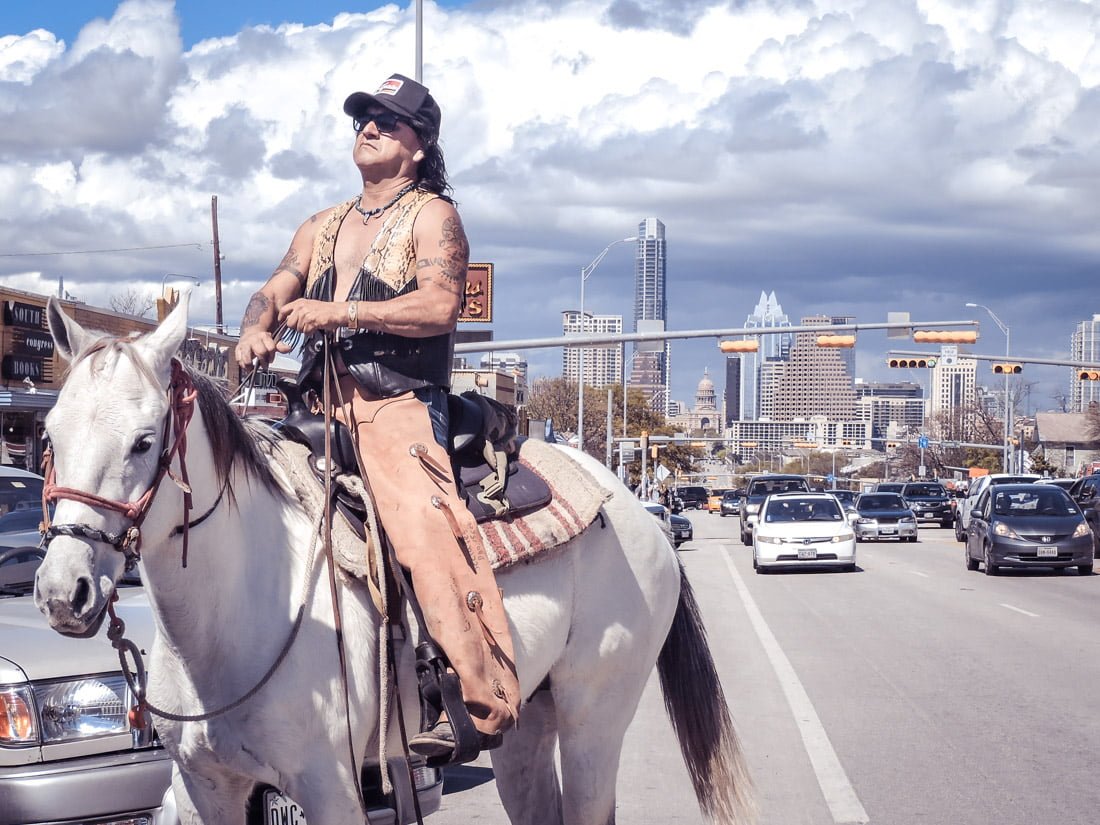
71, 575, 94, 617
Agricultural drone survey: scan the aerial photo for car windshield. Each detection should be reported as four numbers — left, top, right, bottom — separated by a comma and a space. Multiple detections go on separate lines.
993, 490, 1078, 517
750, 479, 808, 496
903, 484, 946, 497
859, 494, 906, 510
0, 506, 51, 534
0, 474, 44, 517
764, 498, 843, 522
829, 491, 855, 503
721, 491, 739, 501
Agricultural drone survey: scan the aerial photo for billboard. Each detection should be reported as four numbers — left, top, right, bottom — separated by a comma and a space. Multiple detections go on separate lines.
460, 262, 493, 323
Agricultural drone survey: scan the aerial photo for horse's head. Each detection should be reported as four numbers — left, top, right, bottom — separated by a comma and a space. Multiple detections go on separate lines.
34, 295, 191, 637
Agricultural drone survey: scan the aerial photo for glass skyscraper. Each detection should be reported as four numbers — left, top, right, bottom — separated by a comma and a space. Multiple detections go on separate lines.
1071, 314, 1100, 412
629, 218, 670, 413
740, 291, 793, 420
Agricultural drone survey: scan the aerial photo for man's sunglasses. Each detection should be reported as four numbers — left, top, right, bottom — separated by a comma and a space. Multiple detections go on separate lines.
353, 111, 407, 134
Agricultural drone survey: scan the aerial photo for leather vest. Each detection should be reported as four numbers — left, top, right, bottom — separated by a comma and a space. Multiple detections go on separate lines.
298, 192, 455, 396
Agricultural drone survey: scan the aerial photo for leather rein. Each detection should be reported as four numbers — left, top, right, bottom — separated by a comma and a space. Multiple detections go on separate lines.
40, 358, 218, 570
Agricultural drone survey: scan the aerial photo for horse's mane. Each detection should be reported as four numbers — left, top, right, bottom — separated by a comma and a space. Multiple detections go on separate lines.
76, 338, 283, 495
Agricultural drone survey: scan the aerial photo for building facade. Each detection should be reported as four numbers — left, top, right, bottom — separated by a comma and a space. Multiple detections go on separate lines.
629, 218, 670, 413
668, 370, 721, 434
767, 315, 856, 421
1071, 314, 1100, 412
740, 291, 793, 420
724, 355, 742, 427
854, 380, 925, 443
562, 311, 623, 387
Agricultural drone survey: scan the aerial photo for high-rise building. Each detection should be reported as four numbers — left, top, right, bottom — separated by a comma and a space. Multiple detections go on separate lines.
767, 315, 856, 421
562, 311, 623, 387
741, 291, 793, 420
724, 356, 742, 427
929, 347, 977, 434
830, 315, 857, 389
629, 218, 670, 413
1071, 314, 1100, 412
854, 380, 924, 442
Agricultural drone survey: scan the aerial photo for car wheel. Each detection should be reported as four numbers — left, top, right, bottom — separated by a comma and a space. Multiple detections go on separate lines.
1079, 563, 1093, 576
845, 563, 857, 572
752, 554, 758, 570
907, 535, 918, 543
984, 546, 998, 576
855, 535, 864, 543
965, 548, 979, 571
955, 521, 966, 543
741, 529, 751, 547
942, 519, 952, 529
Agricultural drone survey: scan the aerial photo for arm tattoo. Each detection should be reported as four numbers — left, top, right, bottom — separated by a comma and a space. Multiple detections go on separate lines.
436, 215, 470, 290
242, 293, 271, 328
274, 248, 307, 285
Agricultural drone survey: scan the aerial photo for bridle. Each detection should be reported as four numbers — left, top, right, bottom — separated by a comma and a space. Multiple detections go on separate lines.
40, 358, 208, 569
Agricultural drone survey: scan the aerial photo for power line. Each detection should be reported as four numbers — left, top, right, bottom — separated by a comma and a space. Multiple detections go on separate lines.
0, 242, 205, 258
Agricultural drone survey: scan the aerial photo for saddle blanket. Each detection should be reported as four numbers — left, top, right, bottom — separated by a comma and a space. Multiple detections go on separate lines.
269, 437, 612, 575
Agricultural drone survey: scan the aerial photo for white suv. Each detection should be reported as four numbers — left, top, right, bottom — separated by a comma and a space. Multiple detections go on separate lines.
954, 473, 1041, 542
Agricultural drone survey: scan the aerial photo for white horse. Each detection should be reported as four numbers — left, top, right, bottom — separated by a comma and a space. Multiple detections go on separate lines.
33, 296, 752, 825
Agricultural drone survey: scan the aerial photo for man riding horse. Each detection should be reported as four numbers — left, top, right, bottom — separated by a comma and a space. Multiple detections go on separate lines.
234, 73, 518, 759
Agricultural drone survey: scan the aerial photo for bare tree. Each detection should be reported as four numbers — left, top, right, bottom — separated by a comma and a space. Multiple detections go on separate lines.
109, 287, 155, 318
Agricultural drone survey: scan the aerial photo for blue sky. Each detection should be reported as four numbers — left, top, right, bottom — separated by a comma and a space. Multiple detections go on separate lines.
1, 0, 1098, 415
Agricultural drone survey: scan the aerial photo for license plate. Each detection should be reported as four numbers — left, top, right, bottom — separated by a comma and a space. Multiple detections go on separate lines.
1037, 546, 1058, 558
265, 790, 307, 825
881, 528, 896, 534
797, 548, 817, 560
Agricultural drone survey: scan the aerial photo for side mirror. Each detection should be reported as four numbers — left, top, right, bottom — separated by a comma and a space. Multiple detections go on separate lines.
1080, 486, 1097, 502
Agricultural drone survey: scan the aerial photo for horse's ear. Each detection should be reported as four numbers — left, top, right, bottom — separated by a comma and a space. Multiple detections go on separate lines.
47, 297, 99, 362
140, 291, 191, 376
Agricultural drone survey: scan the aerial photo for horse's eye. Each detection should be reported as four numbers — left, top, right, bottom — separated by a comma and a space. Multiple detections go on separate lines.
132, 435, 156, 455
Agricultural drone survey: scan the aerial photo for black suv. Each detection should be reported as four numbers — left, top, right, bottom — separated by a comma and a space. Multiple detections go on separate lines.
1069, 474, 1100, 553
677, 486, 709, 510
900, 482, 954, 528
739, 474, 810, 545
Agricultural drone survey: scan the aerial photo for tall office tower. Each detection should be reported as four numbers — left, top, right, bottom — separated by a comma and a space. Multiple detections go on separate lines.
769, 315, 856, 420
830, 315, 857, 388
724, 356, 742, 426
1071, 314, 1100, 412
929, 347, 977, 435
741, 291, 793, 420
629, 218, 670, 413
562, 311, 623, 387
854, 380, 925, 441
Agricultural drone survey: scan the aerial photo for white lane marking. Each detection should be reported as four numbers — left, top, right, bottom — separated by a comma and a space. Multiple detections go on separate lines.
721, 548, 870, 824
1000, 603, 1039, 618
909, 571, 930, 578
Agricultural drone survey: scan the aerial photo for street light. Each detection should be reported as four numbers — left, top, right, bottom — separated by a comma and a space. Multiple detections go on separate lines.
162, 273, 201, 293
966, 302, 1011, 472
576, 236, 636, 454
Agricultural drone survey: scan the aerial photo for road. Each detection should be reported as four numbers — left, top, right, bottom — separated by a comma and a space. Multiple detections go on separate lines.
437, 509, 1100, 824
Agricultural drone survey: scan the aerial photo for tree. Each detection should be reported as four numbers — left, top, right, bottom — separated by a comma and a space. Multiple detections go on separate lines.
109, 287, 155, 318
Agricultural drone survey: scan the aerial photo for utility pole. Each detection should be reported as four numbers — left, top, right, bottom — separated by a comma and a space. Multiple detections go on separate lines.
604, 386, 613, 469
211, 196, 224, 333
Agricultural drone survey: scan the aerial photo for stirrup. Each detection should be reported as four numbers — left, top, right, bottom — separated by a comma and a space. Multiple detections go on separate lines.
413, 641, 493, 767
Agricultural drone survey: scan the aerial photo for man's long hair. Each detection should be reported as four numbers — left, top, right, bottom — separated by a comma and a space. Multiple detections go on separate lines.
413, 123, 453, 199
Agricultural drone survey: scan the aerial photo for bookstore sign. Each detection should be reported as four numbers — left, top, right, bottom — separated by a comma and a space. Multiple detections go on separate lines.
3, 300, 50, 382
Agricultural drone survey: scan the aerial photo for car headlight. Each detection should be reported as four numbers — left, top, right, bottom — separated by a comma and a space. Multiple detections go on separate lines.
900, 517, 917, 524
756, 534, 780, 544
1073, 522, 1092, 538
857, 517, 875, 525
832, 531, 855, 543
993, 522, 1021, 540
0, 680, 126, 747
745, 504, 760, 515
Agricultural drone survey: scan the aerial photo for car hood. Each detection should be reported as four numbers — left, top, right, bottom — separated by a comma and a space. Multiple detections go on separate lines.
858, 508, 914, 519
757, 521, 849, 537
0, 587, 155, 682
993, 514, 1085, 536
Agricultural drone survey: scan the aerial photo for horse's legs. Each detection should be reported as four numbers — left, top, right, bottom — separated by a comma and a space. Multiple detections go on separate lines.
490, 689, 563, 825
171, 763, 252, 825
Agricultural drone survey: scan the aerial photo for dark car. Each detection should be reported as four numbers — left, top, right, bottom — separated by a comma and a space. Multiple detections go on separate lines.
826, 489, 857, 517
873, 482, 905, 494
853, 493, 918, 542
900, 482, 954, 528
965, 484, 1093, 575
1068, 474, 1100, 553
676, 486, 708, 511
719, 490, 741, 517
739, 474, 810, 546
669, 512, 693, 547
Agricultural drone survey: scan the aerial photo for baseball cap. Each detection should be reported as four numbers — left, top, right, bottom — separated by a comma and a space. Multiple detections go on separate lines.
343, 73, 441, 143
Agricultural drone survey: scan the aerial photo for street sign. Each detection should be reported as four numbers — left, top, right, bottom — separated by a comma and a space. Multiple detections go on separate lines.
918, 464, 927, 477
655, 464, 670, 483
918, 435, 929, 449
826, 474, 835, 485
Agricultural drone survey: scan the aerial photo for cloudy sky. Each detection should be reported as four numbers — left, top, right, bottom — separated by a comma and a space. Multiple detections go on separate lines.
1, 0, 1098, 413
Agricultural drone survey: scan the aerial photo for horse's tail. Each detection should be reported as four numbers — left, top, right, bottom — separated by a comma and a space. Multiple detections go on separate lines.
657, 563, 754, 825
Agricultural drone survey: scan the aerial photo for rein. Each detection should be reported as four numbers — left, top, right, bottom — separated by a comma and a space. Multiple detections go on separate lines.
41, 359, 200, 569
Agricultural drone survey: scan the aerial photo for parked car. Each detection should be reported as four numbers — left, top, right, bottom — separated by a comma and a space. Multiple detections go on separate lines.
676, 486, 708, 511
900, 482, 954, 528
752, 492, 857, 573
719, 490, 741, 517
954, 473, 1041, 542
738, 474, 810, 546
965, 483, 1093, 575
0, 467, 45, 549
669, 512, 693, 548
853, 493, 918, 542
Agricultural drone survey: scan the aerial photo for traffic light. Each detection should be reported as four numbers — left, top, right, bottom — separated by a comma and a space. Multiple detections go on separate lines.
640, 430, 649, 459
719, 339, 759, 353
1079, 370, 1100, 381
888, 357, 937, 368
991, 363, 1022, 374
913, 330, 979, 344
650, 445, 659, 459
815, 334, 856, 348
741, 441, 758, 448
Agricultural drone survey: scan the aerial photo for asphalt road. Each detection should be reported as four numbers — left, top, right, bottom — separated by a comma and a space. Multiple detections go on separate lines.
437, 510, 1100, 824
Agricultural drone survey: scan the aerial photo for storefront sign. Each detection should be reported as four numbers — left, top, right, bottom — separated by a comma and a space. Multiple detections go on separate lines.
459, 263, 493, 323
1, 355, 44, 381
3, 301, 44, 329
15, 330, 54, 358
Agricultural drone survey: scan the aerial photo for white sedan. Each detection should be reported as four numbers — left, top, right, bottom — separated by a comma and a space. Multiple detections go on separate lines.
753, 492, 858, 573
